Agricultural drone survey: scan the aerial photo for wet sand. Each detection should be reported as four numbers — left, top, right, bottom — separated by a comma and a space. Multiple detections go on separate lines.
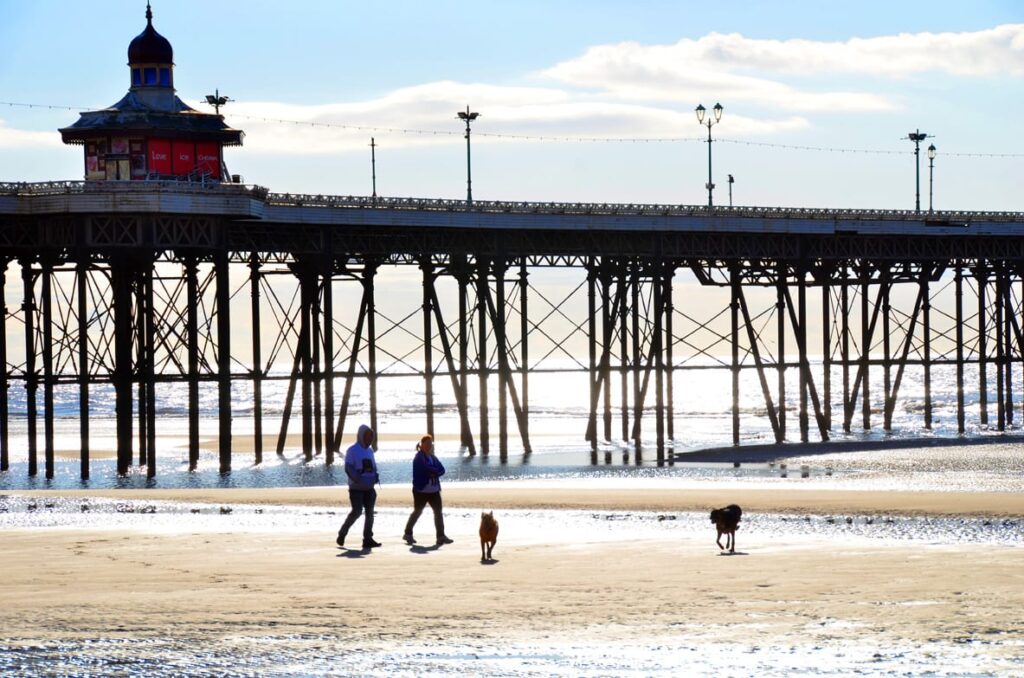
3, 483, 1024, 674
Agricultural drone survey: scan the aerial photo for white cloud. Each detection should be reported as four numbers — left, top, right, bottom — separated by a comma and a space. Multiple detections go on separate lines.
541, 25, 1024, 110
0, 120, 63, 149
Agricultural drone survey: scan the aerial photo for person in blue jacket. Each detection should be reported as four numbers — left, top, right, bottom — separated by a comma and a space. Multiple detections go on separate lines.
403, 434, 454, 547
337, 424, 381, 549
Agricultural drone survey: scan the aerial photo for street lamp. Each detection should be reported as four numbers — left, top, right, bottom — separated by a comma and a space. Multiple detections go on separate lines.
728, 174, 735, 207
927, 143, 936, 212
907, 129, 930, 212
696, 102, 723, 207
457, 106, 480, 205
204, 89, 230, 115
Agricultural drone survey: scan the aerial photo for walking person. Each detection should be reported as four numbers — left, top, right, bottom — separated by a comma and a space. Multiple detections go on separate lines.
337, 425, 381, 549
403, 435, 454, 547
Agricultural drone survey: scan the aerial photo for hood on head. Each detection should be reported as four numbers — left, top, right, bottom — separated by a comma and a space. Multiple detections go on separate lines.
357, 424, 373, 445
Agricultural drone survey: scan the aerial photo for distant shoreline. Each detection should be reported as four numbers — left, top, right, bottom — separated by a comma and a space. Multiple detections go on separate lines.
676, 434, 1024, 464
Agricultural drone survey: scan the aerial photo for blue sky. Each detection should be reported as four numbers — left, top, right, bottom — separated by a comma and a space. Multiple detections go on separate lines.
1, 0, 1022, 210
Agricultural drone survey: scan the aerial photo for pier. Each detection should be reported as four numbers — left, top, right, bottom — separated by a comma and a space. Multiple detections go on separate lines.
2, 179, 1024, 478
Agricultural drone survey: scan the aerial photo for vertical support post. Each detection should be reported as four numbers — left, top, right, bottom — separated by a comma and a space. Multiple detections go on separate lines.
21, 260, 37, 476
861, 266, 871, 430
664, 268, 675, 452
840, 267, 851, 432
996, 269, 1005, 431
249, 253, 263, 464
185, 257, 200, 471
312, 272, 323, 458
978, 267, 989, 426
457, 261, 472, 451
495, 259, 509, 459
112, 259, 134, 476
0, 263, 7, 473
1004, 270, 1014, 426
586, 262, 598, 451
730, 264, 740, 446
882, 271, 892, 431
366, 264, 379, 448
653, 262, 665, 462
422, 259, 435, 435
216, 251, 232, 473
299, 267, 314, 461
798, 265, 809, 443
519, 259, 530, 451
923, 270, 932, 429
776, 267, 786, 439
955, 265, 965, 433
135, 267, 147, 469
476, 258, 489, 456
631, 261, 642, 453
144, 266, 156, 479
822, 278, 831, 431
323, 270, 335, 463
619, 270, 629, 443
600, 268, 612, 442
41, 259, 54, 479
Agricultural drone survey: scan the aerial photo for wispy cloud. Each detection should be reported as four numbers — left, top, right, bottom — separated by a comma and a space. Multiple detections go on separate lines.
0, 120, 63, 149
541, 25, 1024, 110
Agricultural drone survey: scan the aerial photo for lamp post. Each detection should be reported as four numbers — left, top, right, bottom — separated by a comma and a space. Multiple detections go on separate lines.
696, 102, 723, 207
907, 129, 930, 212
204, 89, 230, 115
370, 137, 378, 200
927, 143, 936, 212
457, 106, 480, 205
728, 174, 734, 207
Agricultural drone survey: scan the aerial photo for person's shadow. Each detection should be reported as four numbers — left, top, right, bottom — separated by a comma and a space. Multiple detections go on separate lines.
479, 558, 500, 566
718, 551, 749, 556
337, 547, 370, 558
410, 545, 441, 554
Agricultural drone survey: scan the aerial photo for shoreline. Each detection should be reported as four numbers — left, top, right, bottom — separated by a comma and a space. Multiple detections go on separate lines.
16, 482, 1024, 518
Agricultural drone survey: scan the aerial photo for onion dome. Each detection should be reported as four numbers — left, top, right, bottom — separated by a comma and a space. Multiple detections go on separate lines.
128, 3, 173, 65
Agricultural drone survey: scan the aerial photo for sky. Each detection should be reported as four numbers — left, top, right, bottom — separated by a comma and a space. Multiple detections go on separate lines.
1, 0, 1022, 211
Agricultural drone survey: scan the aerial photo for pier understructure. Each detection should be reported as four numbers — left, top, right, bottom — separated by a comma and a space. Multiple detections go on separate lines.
2, 181, 1024, 478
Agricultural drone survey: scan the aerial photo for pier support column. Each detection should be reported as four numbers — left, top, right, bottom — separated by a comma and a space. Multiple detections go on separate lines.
143, 266, 156, 479
323, 269, 335, 463
996, 269, 1006, 431
586, 262, 598, 452
185, 257, 200, 471
366, 264, 379, 449
494, 259, 510, 460
600, 267, 613, 443
777, 266, 786, 439
821, 278, 831, 431
619, 269, 629, 444
730, 264, 740, 446
518, 259, 530, 453
112, 258, 135, 476
840, 267, 851, 432
923, 271, 932, 429
476, 258, 489, 456
882, 271, 892, 431
653, 262, 665, 462
978, 267, 989, 427
250, 254, 263, 464
41, 258, 55, 479
664, 267, 675, 454
0, 264, 10, 473
21, 259, 38, 476
456, 260, 473, 452
861, 265, 871, 431
798, 265, 810, 443
216, 251, 232, 472
422, 259, 435, 436
631, 262, 642, 454
955, 265, 965, 433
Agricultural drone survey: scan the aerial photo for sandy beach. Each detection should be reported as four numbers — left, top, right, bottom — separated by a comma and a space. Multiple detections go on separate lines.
2, 483, 1023, 675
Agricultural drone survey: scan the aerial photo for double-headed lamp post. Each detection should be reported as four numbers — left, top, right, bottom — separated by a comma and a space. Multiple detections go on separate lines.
457, 106, 480, 205
907, 129, 930, 213
204, 89, 230, 115
696, 102, 723, 207
927, 143, 936, 212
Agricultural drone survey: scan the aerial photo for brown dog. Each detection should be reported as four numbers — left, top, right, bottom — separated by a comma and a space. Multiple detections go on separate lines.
479, 511, 499, 561
710, 504, 742, 553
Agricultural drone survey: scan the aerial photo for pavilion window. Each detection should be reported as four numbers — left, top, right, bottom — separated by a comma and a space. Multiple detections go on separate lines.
132, 68, 142, 87
159, 68, 171, 87
144, 67, 157, 85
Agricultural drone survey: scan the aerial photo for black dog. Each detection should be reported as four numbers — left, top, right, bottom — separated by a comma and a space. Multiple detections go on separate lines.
710, 504, 742, 553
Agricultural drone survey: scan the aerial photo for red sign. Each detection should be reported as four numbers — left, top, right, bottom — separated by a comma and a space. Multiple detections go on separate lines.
172, 141, 195, 175
148, 139, 172, 175
196, 142, 221, 179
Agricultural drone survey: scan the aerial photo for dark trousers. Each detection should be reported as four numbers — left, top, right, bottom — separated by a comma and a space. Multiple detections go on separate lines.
339, 488, 376, 543
404, 490, 445, 540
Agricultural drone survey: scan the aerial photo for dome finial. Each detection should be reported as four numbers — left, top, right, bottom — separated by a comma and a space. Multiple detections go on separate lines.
146, 1, 152, 24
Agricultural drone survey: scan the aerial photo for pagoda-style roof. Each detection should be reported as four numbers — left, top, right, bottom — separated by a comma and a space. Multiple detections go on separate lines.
60, 91, 244, 146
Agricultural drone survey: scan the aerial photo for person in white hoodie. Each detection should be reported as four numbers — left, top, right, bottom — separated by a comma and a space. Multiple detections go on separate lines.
337, 425, 381, 549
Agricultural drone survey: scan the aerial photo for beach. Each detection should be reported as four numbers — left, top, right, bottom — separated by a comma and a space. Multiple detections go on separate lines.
3, 481, 1023, 675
